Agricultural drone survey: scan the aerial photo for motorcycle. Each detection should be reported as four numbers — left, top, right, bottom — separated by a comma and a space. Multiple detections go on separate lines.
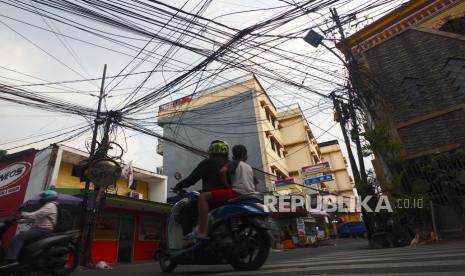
158, 189, 271, 273
0, 217, 80, 276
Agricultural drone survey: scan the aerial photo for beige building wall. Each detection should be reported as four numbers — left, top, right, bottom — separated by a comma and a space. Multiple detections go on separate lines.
278, 107, 321, 179
252, 84, 289, 185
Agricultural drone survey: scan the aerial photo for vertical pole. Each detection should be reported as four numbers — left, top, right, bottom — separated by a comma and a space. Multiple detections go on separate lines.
331, 93, 360, 183
347, 89, 368, 184
79, 64, 107, 266
330, 8, 368, 185
329, 8, 374, 244
430, 201, 439, 240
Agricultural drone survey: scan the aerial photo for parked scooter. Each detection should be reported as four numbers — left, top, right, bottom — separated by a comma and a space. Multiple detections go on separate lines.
0, 217, 80, 276
158, 189, 271, 273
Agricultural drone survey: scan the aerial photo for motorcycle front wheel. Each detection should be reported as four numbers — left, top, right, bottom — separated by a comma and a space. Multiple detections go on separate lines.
159, 253, 177, 273
230, 221, 270, 271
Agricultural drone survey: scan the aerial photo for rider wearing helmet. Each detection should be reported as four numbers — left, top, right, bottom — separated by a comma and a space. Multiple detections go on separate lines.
4, 189, 58, 264
174, 140, 238, 238
174, 140, 230, 193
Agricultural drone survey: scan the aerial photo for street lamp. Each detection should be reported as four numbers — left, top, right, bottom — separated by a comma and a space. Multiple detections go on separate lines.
85, 159, 121, 188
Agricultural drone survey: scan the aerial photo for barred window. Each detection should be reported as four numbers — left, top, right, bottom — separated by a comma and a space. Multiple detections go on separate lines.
444, 58, 465, 95
400, 77, 428, 108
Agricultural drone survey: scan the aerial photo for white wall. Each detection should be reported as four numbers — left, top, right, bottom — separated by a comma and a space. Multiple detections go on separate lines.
148, 177, 168, 203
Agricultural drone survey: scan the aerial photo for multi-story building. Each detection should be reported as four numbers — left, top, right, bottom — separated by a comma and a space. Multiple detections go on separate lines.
157, 75, 321, 192
157, 76, 361, 244
345, 0, 465, 236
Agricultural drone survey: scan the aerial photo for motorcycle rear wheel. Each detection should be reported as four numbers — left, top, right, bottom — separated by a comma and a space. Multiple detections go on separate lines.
230, 222, 270, 271
50, 245, 78, 276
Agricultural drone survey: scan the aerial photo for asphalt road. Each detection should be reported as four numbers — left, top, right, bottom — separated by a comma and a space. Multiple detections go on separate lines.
71, 238, 465, 275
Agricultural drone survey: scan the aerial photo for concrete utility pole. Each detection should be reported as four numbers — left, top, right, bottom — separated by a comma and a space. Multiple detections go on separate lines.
79, 64, 107, 266
331, 92, 361, 183
329, 8, 375, 244
329, 8, 368, 185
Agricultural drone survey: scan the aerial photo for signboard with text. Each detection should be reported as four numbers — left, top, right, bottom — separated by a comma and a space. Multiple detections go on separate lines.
303, 174, 334, 185
0, 151, 37, 247
301, 162, 331, 176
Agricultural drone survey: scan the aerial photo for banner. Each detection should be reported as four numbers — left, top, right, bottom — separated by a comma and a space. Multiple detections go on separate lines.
0, 151, 37, 247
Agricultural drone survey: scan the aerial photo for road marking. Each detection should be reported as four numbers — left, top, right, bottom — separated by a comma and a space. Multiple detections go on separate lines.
280, 248, 465, 263
223, 259, 465, 275
265, 252, 465, 268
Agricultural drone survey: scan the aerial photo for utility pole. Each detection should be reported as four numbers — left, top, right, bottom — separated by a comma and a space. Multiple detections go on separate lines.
79, 64, 107, 266
330, 8, 368, 186
329, 8, 376, 244
331, 8, 368, 183
331, 92, 361, 183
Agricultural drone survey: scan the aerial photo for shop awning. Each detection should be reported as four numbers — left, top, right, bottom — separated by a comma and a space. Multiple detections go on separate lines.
56, 188, 171, 213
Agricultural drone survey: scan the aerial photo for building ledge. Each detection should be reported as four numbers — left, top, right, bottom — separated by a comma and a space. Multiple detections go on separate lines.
55, 188, 172, 212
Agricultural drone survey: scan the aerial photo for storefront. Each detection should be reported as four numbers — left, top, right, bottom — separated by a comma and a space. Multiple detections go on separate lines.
58, 189, 171, 264
92, 206, 166, 263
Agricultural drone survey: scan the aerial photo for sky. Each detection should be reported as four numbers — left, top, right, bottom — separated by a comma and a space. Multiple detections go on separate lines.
0, 0, 408, 175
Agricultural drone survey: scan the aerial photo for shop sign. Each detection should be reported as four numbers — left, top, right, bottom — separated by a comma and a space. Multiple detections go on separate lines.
274, 178, 295, 186
274, 178, 296, 190
303, 174, 334, 185
0, 162, 31, 192
301, 162, 330, 174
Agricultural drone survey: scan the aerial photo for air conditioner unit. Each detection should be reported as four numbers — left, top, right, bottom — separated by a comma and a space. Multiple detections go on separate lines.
128, 191, 143, 200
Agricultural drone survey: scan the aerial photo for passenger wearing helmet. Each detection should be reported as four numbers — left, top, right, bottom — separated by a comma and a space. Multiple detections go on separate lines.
5, 189, 58, 263
174, 140, 239, 240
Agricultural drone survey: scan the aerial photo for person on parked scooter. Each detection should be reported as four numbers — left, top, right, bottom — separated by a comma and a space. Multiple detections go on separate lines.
195, 145, 258, 240
4, 189, 58, 264
173, 140, 231, 237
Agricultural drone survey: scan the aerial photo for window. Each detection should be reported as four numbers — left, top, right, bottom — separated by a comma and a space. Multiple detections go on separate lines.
269, 136, 282, 157
71, 165, 83, 178
400, 77, 429, 108
266, 110, 271, 122
444, 58, 465, 95
439, 16, 465, 35
275, 170, 287, 180
94, 215, 119, 240
139, 216, 163, 240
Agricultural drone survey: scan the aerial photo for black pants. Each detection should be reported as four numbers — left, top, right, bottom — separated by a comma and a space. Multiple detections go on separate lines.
5, 227, 52, 261
178, 199, 222, 235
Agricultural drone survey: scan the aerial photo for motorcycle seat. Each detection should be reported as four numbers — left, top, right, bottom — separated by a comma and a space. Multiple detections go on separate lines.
227, 194, 262, 204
